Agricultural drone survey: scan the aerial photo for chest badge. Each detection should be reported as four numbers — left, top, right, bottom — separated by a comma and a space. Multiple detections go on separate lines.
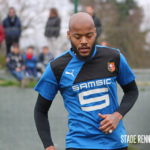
108, 62, 115, 72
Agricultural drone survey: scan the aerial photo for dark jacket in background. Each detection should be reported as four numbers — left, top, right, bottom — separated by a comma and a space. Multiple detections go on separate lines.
39, 52, 54, 66
3, 15, 21, 43
0, 23, 5, 44
44, 16, 61, 38
6, 52, 24, 71
93, 14, 102, 40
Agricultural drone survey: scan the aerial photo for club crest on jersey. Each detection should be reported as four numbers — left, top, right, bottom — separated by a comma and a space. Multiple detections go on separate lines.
108, 62, 115, 72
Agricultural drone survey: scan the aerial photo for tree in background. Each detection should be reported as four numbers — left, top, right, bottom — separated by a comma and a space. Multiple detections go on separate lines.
74, 0, 150, 68
104, 0, 150, 68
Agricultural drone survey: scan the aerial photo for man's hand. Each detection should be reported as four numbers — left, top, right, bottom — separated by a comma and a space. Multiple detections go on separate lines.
98, 112, 122, 134
46, 145, 56, 150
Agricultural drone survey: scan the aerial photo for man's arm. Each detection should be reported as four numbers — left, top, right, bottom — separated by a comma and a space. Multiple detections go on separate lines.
6, 54, 15, 70
34, 94, 55, 150
99, 80, 138, 133
16, 17, 22, 36
116, 80, 139, 116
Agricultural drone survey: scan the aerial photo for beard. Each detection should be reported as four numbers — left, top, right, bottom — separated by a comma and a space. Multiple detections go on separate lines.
71, 40, 96, 61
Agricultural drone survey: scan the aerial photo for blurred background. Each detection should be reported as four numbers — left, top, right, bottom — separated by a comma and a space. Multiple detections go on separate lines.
0, 0, 150, 150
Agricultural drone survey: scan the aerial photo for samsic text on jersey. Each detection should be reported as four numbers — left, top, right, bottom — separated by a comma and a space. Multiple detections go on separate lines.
35, 45, 135, 149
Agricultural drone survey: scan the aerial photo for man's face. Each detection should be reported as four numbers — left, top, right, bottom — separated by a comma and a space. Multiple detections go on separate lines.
86, 6, 94, 17
13, 47, 19, 54
43, 47, 49, 55
67, 23, 96, 57
9, 9, 15, 17
27, 48, 34, 54
50, 11, 56, 18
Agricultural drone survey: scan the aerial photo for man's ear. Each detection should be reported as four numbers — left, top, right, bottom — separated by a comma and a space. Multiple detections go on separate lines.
67, 31, 70, 40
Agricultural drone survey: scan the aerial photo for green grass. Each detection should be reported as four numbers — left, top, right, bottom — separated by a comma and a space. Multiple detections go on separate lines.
0, 79, 19, 87
128, 145, 141, 150
0, 55, 6, 69
0, 79, 38, 88
27, 79, 38, 88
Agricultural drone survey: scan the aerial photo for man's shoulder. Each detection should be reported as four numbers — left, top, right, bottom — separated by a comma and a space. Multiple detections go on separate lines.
39, 53, 43, 57
32, 55, 37, 59
93, 15, 101, 23
50, 50, 72, 82
7, 52, 13, 58
93, 15, 99, 20
51, 50, 71, 66
3, 17, 9, 23
96, 45, 120, 58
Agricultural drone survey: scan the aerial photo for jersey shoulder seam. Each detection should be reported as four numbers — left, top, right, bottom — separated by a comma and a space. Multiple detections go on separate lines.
50, 51, 72, 83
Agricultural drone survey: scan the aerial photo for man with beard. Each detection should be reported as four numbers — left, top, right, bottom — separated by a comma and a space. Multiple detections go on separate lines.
34, 12, 138, 150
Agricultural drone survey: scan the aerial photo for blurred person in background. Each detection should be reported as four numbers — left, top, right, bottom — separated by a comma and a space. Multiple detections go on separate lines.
101, 41, 109, 47
44, 8, 61, 57
0, 22, 5, 46
86, 5, 102, 43
3, 7, 21, 55
6, 43, 25, 86
37, 46, 54, 76
24, 46, 38, 79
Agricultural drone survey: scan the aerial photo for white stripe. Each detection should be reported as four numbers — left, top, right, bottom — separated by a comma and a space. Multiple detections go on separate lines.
79, 88, 108, 105
81, 95, 110, 111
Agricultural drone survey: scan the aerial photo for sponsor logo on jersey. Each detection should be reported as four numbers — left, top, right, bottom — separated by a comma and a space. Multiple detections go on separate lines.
72, 78, 111, 91
65, 69, 75, 78
108, 62, 115, 72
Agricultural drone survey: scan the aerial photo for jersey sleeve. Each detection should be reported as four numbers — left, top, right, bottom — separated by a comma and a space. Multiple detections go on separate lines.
117, 53, 135, 86
34, 63, 58, 101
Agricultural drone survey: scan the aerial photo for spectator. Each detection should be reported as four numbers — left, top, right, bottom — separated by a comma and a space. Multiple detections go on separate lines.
24, 46, 38, 79
0, 23, 5, 45
86, 5, 102, 42
44, 8, 61, 57
6, 43, 25, 82
37, 46, 54, 74
3, 7, 21, 55
101, 41, 109, 47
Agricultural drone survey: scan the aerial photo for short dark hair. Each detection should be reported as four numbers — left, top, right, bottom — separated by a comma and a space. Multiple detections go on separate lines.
43, 46, 48, 49
27, 46, 34, 50
86, 5, 94, 9
50, 8, 58, 16
12, 43, 19, 49
9, 7, 16, 13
